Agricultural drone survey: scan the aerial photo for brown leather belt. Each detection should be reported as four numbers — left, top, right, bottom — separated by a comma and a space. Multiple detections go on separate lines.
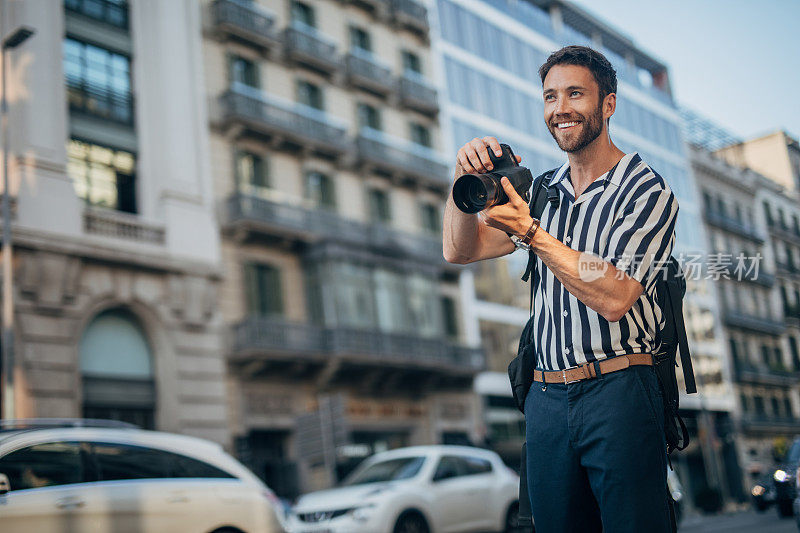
533, 353, 652, 385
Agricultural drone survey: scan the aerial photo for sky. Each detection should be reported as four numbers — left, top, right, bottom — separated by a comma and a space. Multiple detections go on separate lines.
569, 0, 800, 141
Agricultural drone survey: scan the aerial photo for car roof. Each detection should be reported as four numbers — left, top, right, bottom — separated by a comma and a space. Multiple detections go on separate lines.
366, 445, 499, 461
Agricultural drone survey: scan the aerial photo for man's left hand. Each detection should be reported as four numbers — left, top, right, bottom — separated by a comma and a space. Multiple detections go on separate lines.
480, 176, 534, 236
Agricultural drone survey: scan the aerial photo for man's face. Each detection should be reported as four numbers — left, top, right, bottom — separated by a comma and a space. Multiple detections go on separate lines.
543, 64, 607, 153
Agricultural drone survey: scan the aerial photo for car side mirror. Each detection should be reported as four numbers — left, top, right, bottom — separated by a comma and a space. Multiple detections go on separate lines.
0, 473, 10, 496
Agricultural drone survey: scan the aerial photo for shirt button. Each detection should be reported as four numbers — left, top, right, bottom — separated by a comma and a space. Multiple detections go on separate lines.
563, 347, 570, 354
565, 236, 571, 243
563, 310, 568, 317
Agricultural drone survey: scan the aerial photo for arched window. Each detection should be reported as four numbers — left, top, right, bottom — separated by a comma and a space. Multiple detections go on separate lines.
80, 308, 155, 429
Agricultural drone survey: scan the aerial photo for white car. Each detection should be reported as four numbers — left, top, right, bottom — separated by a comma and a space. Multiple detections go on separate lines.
0, 420, 286, 533
288, 445, 521, 533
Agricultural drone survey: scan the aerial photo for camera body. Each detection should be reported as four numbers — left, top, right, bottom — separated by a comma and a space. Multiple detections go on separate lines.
452, 143, 533, 214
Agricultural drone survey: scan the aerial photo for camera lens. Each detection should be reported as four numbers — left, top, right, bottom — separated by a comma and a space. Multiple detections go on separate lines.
452, 173, 500, 213
466, 179, 488, 207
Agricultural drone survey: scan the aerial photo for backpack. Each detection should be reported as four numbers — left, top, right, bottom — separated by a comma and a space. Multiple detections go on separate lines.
507, 168, 698, 455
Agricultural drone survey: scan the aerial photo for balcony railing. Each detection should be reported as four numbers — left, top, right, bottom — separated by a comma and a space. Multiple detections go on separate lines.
66, 80, 134, 126
740, 415, 800, 433
65, 0, 128, 29
83, 207, 165, 245
390, 0, 429, 33
722, 309, 785, 336
398, 72, 438, 114
219, 85, 350, 156
226, 193, 446, 266
344, 51, 394, 95
283, 22, 341, 74
212, 0, 280, 49
733, 361, 799, 387
702, 211, 765, 243
768, 221, 800, 246
232, 316, 483, 371
356, 128, 449, 188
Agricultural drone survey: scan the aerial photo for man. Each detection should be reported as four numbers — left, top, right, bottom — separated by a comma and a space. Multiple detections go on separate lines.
443, 46, 678, 532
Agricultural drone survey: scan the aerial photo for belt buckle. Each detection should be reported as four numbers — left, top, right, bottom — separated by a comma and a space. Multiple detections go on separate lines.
562, 369, 580, 385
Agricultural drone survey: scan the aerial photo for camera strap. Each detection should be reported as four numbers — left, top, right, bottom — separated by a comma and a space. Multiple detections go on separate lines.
522, 168, 559, 316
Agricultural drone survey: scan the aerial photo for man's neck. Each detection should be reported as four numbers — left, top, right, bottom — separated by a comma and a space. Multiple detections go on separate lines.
567, 134, 626, 197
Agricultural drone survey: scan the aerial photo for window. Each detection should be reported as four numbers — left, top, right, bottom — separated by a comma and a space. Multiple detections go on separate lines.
229, 55, 259, 88
402, 50, 421, 74
784, 398, 793, 419
67, 139, 137, 213
349, 26, 371, 53
441, 296, 459, 338
90, 442, 235, 481
63, 38, 132, 124
0, 442, 83, 491
368, 188, 391, 222
763, 201, 773, 226
433, 456, 465, 481
462, 456, 492, 475
297, 80, 324, 111
357, 103, 381, 131
236, 151, 269, 189
771, 397, 781, 417
790, 336, 800, 370
754, 395, 765, 415
245, 263, 284, 316
65, 0, 129, 28
410, 122, 431, 148
420, 202, 440, 233
291, 1, 315, 27
305, 171, 336, 209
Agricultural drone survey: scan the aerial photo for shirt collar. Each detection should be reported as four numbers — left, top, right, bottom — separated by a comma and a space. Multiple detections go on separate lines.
548, 152, 641, 189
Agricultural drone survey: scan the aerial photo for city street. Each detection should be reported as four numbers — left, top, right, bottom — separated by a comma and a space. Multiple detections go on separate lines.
680, 510, 797, 532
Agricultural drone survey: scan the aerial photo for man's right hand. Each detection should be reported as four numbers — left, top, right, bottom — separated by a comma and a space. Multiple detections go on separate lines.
456, 136, 522, 176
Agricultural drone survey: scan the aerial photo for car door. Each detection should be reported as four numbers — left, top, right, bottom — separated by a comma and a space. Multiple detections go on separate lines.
428, 455, 485, 532
0, 441, 107, 533
458, 455, 495, 530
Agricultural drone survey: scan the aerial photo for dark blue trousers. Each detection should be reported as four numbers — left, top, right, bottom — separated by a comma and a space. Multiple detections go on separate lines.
524, 364, 672, 533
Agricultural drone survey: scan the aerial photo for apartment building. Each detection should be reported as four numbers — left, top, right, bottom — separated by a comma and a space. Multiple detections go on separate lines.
0, 0, 229, 443
201, 0, 482, 495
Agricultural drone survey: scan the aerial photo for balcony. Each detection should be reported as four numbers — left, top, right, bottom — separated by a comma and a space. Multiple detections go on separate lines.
722, 309, 785, 336
740, 415, 800, 434
344, 51, 395, 96
66, 80, 134, 127
337, 0, 391, 17
390, 0, 429, 35
702, 211, 765, 243
231, 316, 484, 382
283, 22, 341, 75
715, 261, 774, 287
356, 128, 449, 189
211, 0, 281, 50
65, 0, 128, 29
83, 207, 165, 245
219, 86, 350, 157
733, 361, 799, 387
225, 193, 448, 267
398, 72, 439, 114
767, 220, 800, 246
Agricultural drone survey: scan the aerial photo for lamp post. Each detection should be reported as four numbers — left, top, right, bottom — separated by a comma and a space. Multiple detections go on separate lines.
1, 26, 34, 420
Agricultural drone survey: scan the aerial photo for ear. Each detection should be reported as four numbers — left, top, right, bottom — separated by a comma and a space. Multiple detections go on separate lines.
603, 92, 616, 123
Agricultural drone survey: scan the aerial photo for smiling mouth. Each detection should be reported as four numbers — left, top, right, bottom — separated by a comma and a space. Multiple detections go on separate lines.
556, 121, 580, 130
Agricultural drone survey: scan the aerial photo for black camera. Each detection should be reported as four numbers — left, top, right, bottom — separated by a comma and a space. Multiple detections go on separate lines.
452, 143, 533, 213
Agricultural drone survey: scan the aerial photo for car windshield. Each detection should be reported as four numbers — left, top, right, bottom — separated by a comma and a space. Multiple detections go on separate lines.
341, 456, 425, 486
787, 440, 800, 464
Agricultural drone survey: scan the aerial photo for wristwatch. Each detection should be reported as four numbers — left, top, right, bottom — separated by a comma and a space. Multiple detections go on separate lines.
511, 218, 540, 251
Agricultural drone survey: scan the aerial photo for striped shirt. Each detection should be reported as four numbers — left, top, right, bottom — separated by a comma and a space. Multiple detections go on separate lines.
530, 152, 679, 371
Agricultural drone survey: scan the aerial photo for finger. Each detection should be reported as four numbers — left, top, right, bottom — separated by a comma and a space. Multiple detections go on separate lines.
500, 177, 524, 205
483, 136, 503, 157
457, 152, 473, 174
466, 141, 486, 172
470, 138, 492, 170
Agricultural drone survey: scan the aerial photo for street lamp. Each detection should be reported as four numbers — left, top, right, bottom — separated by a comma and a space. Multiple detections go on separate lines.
1, 26, 35, 420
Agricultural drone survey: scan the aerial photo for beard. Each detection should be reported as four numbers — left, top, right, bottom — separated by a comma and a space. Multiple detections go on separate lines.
547, 103, 604, 153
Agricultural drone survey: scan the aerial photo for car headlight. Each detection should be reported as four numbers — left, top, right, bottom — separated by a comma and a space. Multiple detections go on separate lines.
348, 504, 377, 522
774, 469, 788, 483
752, 485, 765, 497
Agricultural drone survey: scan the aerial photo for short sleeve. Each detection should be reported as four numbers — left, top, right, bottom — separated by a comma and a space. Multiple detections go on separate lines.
603, 185, 678, 292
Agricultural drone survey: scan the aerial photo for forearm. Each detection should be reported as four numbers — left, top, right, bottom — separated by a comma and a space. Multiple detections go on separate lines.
531, 227, 640, 321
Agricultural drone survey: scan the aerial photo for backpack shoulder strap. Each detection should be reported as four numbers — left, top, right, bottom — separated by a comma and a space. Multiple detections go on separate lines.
665, 273, 698, 394
521, 168, 558, 284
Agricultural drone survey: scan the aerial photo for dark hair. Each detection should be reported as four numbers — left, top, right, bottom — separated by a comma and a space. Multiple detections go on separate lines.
539, 45, 617, 102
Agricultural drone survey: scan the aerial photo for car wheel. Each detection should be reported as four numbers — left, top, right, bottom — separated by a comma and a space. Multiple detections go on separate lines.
393, 511, 429, 533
